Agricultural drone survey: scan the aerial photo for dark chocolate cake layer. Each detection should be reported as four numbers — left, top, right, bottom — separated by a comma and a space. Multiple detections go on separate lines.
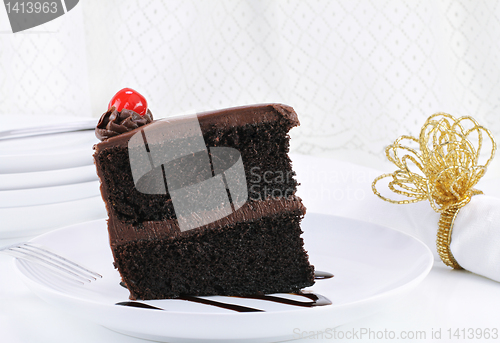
110, 197, 314, 300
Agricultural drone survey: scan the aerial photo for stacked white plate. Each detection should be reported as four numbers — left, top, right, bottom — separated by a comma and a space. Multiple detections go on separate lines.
0, 116, 107, 239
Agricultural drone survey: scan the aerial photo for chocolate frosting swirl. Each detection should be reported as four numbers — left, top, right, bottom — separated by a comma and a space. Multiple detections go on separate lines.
95, 107, 153, 141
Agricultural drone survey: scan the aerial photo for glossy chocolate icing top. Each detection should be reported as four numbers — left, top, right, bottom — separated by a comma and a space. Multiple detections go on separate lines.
94, 103, 299, 148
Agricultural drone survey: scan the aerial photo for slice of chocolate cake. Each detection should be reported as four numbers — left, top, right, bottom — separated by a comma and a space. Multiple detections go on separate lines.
93, 90, 314, 300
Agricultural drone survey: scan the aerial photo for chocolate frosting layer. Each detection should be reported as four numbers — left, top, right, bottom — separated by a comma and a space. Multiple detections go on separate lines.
95, 103, 299, 149
108, 196, 306, 246
95, 107, 153, 141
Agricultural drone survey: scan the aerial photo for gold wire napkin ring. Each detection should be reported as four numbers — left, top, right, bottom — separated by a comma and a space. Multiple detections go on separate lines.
372, 113, 496, 269
436, 194, 473, 269
437, 204, 463, 269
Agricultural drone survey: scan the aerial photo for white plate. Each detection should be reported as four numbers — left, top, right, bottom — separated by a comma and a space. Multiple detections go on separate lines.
0, 131, 99, 173
0, 180, 100, 207
0, 130, 98, 154
14, 214, 433, 342
0, 165, 98, 191
0, 196, 106, 238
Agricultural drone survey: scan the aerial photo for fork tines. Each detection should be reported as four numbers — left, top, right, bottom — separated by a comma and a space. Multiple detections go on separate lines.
2, 242, 102, 284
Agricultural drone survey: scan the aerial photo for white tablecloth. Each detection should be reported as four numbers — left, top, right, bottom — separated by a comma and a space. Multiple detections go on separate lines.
1, 153, 500, 342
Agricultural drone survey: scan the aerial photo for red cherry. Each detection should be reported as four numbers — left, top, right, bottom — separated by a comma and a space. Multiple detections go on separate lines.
108, 88, 148, 116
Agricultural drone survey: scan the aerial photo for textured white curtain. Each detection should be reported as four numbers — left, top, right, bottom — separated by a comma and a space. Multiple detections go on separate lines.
2, 0, 500, 167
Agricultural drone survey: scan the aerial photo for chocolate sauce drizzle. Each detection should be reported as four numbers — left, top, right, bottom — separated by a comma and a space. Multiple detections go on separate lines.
314, 270, 334, 279
239, 291, 331, 308
116, 291, 330, 313
116, 301, 163, 310
178, 295, 263, 312
116, 271, 333, 312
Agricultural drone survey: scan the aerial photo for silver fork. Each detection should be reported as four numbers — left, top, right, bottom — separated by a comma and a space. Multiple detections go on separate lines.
1, 242, 102, 284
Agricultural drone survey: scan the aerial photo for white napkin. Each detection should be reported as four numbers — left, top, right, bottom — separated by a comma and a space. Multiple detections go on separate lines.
451, 195, 500, 281
390, 194, 500, 282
